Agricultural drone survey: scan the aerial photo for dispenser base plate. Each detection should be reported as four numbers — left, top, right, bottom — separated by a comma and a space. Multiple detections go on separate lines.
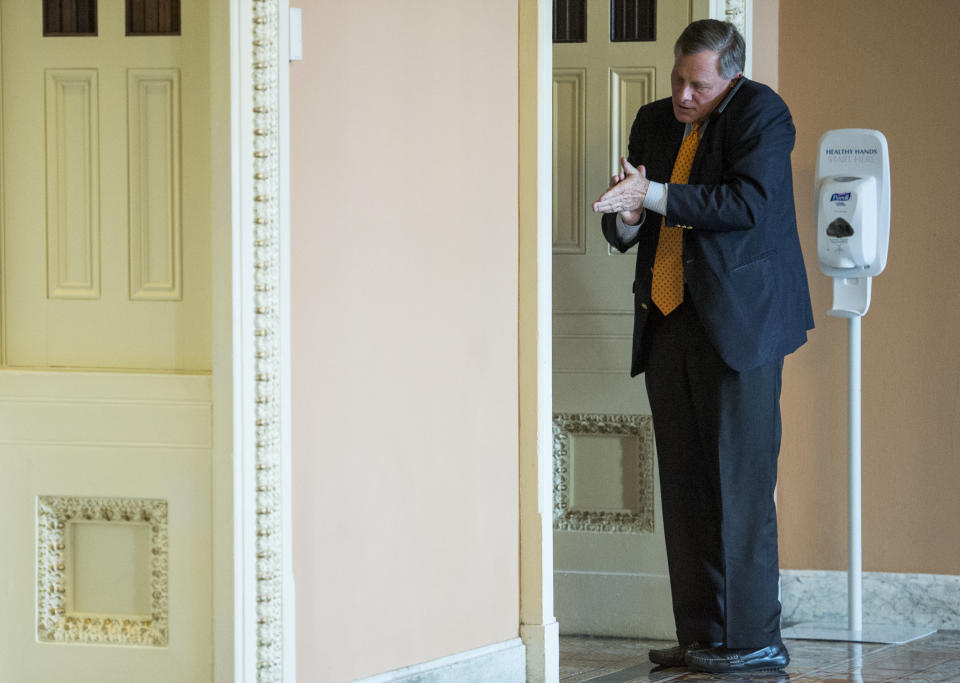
782, 622, 937, 644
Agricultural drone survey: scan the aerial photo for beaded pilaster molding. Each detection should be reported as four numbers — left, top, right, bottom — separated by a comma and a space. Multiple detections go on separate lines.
37, 496, 169, 647
251, 0, 283, 680
721, 0, 746, 41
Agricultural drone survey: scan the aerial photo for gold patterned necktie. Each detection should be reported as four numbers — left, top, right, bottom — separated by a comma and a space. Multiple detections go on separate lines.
651, 121, 701, 315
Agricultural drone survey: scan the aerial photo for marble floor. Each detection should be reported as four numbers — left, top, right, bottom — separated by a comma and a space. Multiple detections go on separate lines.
560, 630, 960, 682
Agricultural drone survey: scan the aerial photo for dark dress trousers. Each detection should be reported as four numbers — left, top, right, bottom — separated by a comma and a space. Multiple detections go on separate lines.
601, 79, 814, 648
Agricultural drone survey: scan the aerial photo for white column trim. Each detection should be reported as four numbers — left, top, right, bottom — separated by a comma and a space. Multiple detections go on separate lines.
232, 0, 295, 680
710, 0, 754, 78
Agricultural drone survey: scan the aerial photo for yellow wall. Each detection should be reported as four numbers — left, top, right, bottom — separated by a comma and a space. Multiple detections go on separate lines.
289, 2, 520, 680
778, 0, 960, 574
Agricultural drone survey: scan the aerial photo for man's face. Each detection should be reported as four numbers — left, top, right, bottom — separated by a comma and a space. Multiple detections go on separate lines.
670, 49, 741, 124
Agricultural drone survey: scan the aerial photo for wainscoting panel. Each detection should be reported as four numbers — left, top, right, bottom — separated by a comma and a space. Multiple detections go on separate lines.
555, 570, 674, 638
0, 371, 211, 448
0, 369, 211, 680
553, 311, 633, 376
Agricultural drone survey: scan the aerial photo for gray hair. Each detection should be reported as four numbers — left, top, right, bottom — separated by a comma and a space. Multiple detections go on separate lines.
674, 19, 745, 79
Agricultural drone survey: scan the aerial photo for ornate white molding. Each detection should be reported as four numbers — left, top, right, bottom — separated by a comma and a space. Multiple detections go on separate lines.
711, 0, 753, 78
249, 0, 285, 680
36, 496, 169, 647
552, 413, 655, 533
721, 0, 747, 37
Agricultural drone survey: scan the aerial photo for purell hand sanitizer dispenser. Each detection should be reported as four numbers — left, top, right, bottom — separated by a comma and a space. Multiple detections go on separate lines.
815, 129, 890, 316
785, 131, 932, 645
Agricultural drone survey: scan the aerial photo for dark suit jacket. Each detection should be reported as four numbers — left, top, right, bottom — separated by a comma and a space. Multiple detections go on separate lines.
602, 78, 814, 374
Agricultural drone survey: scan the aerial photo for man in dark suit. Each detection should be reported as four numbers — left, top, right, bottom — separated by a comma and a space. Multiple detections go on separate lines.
592, 19, 814, 674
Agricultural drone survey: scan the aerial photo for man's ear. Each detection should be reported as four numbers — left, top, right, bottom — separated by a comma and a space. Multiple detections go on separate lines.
711, 76, 746, 119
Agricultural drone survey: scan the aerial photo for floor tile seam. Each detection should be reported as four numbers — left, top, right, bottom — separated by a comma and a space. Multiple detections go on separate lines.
785, 639, 908, 677
786, 662, 888, 680
871, 660, 958, 673
879, 659, 960, 680
779, 648, 901, 681
789, 674, 897, 683
788, 654, 947, 683
578, 663, 690, 683
580, 672, 687, 683
560, 663, 619, 679
847, 642, 958, 676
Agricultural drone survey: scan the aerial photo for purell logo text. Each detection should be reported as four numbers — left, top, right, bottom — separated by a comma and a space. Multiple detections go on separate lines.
830, 192, 851, 201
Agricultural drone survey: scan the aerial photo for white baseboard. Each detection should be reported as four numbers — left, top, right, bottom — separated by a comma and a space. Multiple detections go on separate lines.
780, 570, 960, 630
355, 638, 526, 683
554, 570, 675, 639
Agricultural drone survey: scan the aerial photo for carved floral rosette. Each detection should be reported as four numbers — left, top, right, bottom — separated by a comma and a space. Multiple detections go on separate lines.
553, 413, 655, 534
36, 496, 169, 647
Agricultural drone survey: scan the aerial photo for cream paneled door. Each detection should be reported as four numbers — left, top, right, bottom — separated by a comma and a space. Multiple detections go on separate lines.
552, 0, 706, 638
1, 1, 214, 680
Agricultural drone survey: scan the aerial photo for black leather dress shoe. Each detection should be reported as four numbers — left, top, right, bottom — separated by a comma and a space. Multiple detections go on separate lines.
685, 643, 790, 673
648, 641, 722, 668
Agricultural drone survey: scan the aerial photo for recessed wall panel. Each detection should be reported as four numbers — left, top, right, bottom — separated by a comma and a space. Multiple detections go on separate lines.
128, 69, 182, 301
609, 67, 655, 176
569, 434, 641, 512
45, 69, 100, 300
553, 68, 586, 254
70, 521, 152, 616
553, 333, 633, 374
553, 413, 655, 533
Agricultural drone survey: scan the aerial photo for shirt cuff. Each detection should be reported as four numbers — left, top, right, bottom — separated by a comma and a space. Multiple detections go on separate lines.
643, 181, 667, 216
615, 211, 644, 242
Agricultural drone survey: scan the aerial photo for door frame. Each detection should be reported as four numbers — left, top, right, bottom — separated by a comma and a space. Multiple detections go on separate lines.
518, 1, 558, 680
517, 0, 753, 678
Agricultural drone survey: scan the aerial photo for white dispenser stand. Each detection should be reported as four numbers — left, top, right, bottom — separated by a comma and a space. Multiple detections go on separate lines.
781, 130, 934, 645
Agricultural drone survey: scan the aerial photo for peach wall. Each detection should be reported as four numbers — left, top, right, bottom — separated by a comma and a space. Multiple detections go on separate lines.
289, 2, 520, 681
751, 0, 778, 90
777, 0, 960, 574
